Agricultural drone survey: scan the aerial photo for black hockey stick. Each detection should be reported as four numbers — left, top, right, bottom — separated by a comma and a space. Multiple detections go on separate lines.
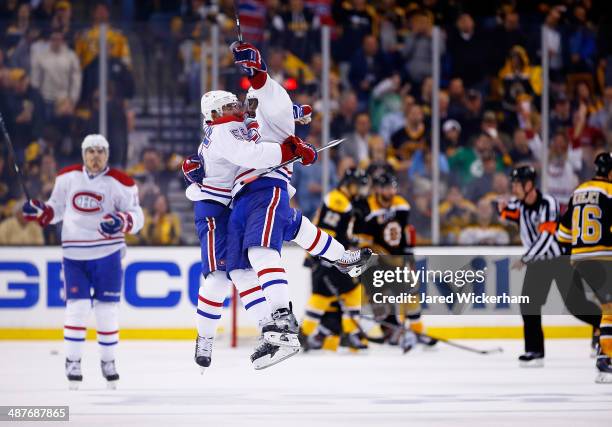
0, 112, 31, 200
239, 138, 346, 185
233, 0, 243, 43
360, 315, 503, 355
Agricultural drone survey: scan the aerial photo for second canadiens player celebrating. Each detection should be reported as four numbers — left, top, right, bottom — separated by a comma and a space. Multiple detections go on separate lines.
22, 134, 144, 389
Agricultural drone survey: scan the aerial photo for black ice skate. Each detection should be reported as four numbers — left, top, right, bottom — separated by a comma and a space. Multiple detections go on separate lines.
65, 358, 82, 390
518, 352, 544, 367
101, 360, 120, 389
194, 335, 214, 374
595, 353, 612, 384
417, 333, 439, 348
301, 331, 325, 352
334, 248, 373, 277
262, 307, 301, 348
251, 336, 300, 370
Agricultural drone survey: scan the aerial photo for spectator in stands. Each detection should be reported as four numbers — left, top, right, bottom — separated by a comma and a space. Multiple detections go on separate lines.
31, 30, 81, 122
27, 153, 57, 201
458, 198, 509, 245
388, 104, 428, 173
330, 90, 358, 139
465, 150, 503, 202
0, 152, 19, 209
76, 2, 133, 102
364, 135, 389, 171
546, 130, 579, 209
573, 80, 602, 116
448, 13, 488, 90
509, 128, 538, 165
442, 119, 463, 156
292, 131, 337, 219
32, 0, 56, 31
589, 86, 612, 146
0, 200, 44, 245
498, 46, 541, 117
278, 0, 319, 61
440, 184, 476, 244
8, 25, 44, 73
349, 35, 391, 109
402, 9, 443, 85
339, 112, 371, 167
141, 194, 181, 245
129, 147, 175, 211
448, 132, 501, 188
51, 1, 74, 46
568, 4, 597, 72
489, 10, 527, 73
334, 0, 374, 64
461, 88, 484, 140
3, 3, 31, 51
378, 93, 415, 145
542, 5, 565, 81
410, 182, 432, 244
550, 92, 572, 135
3, 68, 45, 151
568, 102, 605, 177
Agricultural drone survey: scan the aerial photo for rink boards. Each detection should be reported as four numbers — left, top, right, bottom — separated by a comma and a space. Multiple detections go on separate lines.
0, 246, 590, 339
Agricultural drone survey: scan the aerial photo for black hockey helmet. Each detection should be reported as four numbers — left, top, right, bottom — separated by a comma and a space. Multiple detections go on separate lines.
594, 152, 612, 177
372, 170, 398, 188
340, 167, 369, 187
510, 165, 536, 183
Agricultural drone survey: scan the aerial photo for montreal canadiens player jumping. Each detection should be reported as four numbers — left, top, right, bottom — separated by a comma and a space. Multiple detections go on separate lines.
22, 134, 144, 389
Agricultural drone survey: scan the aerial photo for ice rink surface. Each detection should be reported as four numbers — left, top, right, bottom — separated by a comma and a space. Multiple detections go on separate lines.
1, 339, 611, 427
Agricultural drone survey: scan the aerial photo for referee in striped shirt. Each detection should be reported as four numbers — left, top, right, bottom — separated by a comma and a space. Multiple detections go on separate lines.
498, 165, 601, 367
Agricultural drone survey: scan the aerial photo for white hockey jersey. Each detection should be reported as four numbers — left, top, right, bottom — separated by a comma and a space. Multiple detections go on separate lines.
46, 164, 144, 260
230, 73, 296, 197
185, 116, 282, 204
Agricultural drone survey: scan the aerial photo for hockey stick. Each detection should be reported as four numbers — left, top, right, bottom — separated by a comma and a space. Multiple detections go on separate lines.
233, 0, 243, 43
0, 112, 31, 200
360, 315, 504, 355
239, 138, 346, 185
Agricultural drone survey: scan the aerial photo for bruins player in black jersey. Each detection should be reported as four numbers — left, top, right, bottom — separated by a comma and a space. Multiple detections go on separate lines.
300, 168, 371, 352
355, 171, 437, 352
557, 152, 612, 383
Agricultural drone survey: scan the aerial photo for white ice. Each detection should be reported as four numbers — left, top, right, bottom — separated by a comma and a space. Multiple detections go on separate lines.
1, 339, 611, 427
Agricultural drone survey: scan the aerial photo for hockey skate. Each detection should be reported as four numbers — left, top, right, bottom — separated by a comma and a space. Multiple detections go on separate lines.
591, 328, 600, 358
399, 330, 417, 354
417, 333, 439, 349
518, 352, 544, 367
334, 248, 373, 277
262, 307, 301, 348
194, 335, 214, 374
595, 355, 612, 383
251, 336, 300, 370
343, 332, 368, 352
65, 358, 82, 390
101, 360, 119, 389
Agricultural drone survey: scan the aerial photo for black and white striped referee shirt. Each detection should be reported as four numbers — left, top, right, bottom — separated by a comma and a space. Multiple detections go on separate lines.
500, 190, 564, 262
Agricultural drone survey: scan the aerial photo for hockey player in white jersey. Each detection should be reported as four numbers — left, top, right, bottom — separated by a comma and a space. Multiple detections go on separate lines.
22, 134, 144, 389
228, 41, 372, 351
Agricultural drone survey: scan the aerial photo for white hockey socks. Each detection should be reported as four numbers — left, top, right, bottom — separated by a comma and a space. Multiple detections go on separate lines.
196, 270, 231, 337
94, 301, 119, 362
248, 247, 290, 312
230, 268, 272, 329
64, 299, 91, 361
291, 215, 345, 261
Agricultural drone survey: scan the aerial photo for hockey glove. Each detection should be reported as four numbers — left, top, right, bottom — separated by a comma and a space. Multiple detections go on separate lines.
293, 104, 312, 125
182, 154, 205, 185
280, 135, 318, 166
22, 199, 54, 227
231, 42, 267, 76
99, 212, 133, 236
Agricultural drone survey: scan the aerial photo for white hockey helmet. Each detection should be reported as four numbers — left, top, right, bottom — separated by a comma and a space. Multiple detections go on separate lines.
200, 90, 240, 123
81, 134, 109, 155
245, 87, 258, 117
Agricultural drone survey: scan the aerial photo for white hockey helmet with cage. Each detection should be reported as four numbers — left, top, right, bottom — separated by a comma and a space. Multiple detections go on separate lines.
200, 90, 240, 123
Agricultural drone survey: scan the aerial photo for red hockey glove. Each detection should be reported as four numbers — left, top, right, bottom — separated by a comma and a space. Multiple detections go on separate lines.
280, 135, 318, 166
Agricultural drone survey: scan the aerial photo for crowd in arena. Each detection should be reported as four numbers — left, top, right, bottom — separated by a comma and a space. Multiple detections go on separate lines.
0, 0, 611, 246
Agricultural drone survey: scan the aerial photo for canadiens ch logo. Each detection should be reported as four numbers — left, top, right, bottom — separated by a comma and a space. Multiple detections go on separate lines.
72, 191, 104, 213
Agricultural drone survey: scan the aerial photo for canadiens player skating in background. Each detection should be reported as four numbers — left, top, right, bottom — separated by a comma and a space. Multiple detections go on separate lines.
22, 135, 144, 389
